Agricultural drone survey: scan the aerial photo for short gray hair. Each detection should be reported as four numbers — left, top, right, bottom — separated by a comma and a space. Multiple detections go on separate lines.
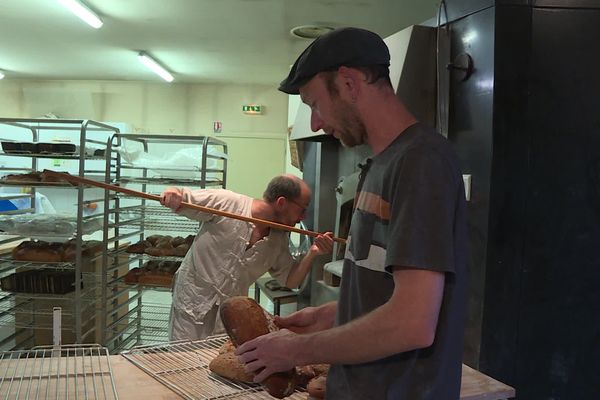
263, 175, 302, 203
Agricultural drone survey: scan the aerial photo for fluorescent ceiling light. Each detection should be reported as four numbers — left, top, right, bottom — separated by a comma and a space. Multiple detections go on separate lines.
0, 70, 4, 80
58, 0, 103, 29
138, 52, 174, 82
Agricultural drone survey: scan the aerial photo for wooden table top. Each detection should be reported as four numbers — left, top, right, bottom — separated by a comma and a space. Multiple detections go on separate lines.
111, 355, 515, 400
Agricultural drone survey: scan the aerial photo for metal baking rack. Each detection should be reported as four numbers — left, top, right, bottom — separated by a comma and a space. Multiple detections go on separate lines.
101, 133, 227, 353
107, 203, 201, 232
117, 176, 224, 187
0, 344, 119, 399
121, 335, 307, 400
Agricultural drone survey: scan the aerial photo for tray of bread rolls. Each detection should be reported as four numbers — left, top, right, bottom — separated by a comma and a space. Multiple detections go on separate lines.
0, 171, 78, 186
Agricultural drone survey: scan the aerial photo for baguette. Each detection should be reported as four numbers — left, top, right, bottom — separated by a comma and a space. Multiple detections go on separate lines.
220, 296, 296, 399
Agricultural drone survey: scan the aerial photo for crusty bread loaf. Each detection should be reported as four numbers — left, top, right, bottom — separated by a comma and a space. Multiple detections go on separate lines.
138, 273, 173, 287
12, 240, 102, 263
145, 235, 163, 246
218, 339, 236, 354
173, 244, 189, 257
1, 172, 42, 182
123, 268, 142, 284
144, 247, 172, 257
208, 351, 255, 383
61, 240, 102, 261
1, 171, 75, 185
296, 364, 330, 387
12, 241, 64, 262
123, 261, 180, 287
307, 375, 327, 399
126, 240, 152, 254
127, 235, 191, 256
221, 296, 270, 344
170, 236, 186, 247
220, 296, 296, 399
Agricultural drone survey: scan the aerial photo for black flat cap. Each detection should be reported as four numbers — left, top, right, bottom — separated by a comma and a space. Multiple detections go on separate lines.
279, 27, 390, 95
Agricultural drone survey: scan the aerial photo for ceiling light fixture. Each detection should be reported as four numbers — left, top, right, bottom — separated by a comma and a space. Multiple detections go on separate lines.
138, 52, 174, 82
58, 0, 103, 29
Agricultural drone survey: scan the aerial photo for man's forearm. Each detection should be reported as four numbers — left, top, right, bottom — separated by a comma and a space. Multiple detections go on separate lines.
291, 269, 445, 366
294, 300, 433, 366
285, 250, 318, 288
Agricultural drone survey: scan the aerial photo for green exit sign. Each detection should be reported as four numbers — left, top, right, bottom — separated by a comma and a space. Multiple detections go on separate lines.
242, 105, 263, 115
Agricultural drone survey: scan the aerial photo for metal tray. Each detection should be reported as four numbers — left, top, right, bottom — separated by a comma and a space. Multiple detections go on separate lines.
121, 336, 307, 399
0, 344, 119, 399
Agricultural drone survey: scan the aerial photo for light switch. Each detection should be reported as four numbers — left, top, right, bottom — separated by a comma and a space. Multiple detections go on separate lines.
462, 174, 472, 201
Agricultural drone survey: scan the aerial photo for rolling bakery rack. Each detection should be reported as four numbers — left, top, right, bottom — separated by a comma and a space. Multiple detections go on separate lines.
0, 118, 119, 351
100, 133, 228, 353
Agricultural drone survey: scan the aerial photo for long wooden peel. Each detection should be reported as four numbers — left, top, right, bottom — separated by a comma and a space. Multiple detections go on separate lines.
43, 170, 346, 244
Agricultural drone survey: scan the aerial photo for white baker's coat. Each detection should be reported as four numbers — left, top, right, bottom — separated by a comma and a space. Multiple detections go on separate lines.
172, 188, 294, 323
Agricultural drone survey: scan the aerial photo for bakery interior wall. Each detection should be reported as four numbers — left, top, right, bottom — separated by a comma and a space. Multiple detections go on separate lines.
0, 78, 295, 348
0, 79, 291, 199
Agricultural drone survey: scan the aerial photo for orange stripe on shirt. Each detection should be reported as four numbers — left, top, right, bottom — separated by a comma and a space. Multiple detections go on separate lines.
355, 191, 390, 221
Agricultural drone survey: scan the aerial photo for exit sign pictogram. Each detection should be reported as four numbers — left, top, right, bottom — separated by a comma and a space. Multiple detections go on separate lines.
242, 105, 263, 114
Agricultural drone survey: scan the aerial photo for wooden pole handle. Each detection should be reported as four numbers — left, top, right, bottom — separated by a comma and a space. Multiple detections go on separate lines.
43, 170, 347, 244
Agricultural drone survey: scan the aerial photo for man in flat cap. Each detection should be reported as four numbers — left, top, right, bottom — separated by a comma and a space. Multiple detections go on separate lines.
237, 27, 468, 399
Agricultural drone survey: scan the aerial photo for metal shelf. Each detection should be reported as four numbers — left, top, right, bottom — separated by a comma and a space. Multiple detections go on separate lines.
0, 118, 119, 348
107, 247, 186, 263
121, 336, 308, 400
100, 133, 227, 351
0, 256, 103, 275
0, 344, 119, 400
118, 176, 224, 186
0, 273, 100, 302
0, 152, 105, 160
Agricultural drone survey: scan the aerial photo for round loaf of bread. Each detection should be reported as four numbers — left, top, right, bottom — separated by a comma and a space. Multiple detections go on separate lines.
144, 247, 172, 257
126, 240, 152, 254
220, 296, 296, 399
307, 375, 327, 399
170, 236, 186, 247
172, 244, 188, 257
208, 351, 255, 383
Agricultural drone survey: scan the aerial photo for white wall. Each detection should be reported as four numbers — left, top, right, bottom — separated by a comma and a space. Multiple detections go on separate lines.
0, 79, 291, 198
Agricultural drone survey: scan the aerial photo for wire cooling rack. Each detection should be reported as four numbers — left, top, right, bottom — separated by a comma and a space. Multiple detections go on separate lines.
120, 335, 307, 399
0, 344, 118, 399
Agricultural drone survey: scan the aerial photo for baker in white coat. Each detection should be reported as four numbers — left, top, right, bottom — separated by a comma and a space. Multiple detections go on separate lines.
160, 174, 333, 340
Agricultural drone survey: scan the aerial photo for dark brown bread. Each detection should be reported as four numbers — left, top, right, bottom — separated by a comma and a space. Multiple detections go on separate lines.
296, 364, 330, 387
220, 296, 296, 398
221, 296, 270, 345
12, 241, 63, 262
126, 240, 152, 254
12, 240, 102, 263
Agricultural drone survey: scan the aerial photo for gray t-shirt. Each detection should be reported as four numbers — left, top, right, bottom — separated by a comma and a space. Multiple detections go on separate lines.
327, 123, 468, 399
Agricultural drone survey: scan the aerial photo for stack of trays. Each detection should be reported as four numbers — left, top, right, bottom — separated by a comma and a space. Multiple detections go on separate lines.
0, 269, 82, 294
1, 141, 105, 156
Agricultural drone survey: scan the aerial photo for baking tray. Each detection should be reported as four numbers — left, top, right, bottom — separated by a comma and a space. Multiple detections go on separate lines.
120, 335, 307, 399
0, 181, 74, 187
